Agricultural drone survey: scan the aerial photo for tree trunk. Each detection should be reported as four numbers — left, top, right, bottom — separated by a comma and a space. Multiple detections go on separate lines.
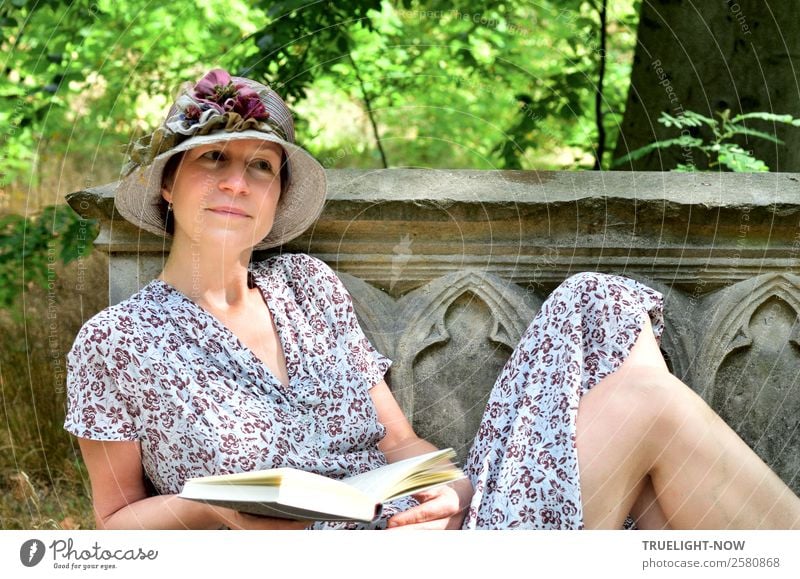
614, 0, 800, 171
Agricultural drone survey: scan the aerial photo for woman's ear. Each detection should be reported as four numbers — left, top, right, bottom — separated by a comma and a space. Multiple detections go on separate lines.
160, 152, 183, 203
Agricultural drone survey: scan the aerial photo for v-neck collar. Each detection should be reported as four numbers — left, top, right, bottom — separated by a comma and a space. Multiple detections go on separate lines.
149, 269, 299, 395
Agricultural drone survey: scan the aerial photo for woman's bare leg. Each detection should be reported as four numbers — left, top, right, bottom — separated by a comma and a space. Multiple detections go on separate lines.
576, 317, 800, 529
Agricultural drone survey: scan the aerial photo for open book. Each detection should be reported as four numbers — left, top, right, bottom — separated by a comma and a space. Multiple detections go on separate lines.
178, 448, 464, 522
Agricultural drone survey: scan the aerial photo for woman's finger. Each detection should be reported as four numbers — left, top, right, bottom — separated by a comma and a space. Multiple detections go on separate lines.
387, 488, 460, 528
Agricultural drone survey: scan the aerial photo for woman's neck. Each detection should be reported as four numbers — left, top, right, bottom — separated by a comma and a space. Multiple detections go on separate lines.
158, 241, 255, 309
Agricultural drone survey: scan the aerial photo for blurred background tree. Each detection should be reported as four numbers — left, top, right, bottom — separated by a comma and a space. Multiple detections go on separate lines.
614, 0, 800, 171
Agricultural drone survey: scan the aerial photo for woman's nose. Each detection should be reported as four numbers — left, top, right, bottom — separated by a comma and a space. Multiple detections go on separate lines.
218, 164, 249, 195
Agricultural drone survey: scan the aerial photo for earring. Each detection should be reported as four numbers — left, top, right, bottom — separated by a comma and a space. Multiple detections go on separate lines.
167, 202, 173, 212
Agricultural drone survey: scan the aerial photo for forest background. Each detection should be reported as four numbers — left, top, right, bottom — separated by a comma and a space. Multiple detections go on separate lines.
1, 0, 798, 529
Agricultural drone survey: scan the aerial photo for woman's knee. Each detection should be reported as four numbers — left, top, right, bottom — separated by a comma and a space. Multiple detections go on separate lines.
559, 271, 611, 298
606, 365, 684, 405
587, 366, 690, 452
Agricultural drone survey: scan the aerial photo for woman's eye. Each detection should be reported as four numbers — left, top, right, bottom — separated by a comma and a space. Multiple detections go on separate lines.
252, 159, 273, 172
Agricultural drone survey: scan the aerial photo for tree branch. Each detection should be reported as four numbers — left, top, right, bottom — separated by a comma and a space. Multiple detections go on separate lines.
593, 0, 608, 170
346, 38, 388, 168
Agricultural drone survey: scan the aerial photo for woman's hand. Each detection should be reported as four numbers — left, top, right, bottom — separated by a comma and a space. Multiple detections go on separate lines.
385, 477, 473, 530
368, 379, 474, 529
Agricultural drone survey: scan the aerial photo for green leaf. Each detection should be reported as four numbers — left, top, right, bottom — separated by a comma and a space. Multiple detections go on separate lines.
730, 112, 796, 124
717, 144, 769, 172
658, 110, 715, 129
59, 217, 98, 263
0, 205, 97, 308
728, 126, 784, 145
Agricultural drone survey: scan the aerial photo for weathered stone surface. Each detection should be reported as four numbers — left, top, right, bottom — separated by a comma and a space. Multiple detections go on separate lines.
66, 170, 800, 491
388, 270, 539, 463
692, 273, 800, 487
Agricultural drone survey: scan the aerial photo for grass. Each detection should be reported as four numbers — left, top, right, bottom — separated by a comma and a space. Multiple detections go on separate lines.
0, 248, 108, 530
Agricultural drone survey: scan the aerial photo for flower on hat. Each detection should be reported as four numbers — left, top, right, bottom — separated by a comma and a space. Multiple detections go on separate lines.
182, 69, 268, 126
170, 68, 270, 134
194, 69, 236, 101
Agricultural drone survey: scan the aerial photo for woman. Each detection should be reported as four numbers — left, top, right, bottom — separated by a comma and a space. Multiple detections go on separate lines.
64, 69, 800, 530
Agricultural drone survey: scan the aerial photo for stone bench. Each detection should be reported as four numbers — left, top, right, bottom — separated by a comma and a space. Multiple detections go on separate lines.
67, 170, 800, 493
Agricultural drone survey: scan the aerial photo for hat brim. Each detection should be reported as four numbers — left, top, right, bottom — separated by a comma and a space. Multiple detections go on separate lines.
114, 130, 326, 250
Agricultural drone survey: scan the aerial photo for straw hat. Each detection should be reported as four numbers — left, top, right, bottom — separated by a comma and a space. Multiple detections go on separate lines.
114, 69, 326, 250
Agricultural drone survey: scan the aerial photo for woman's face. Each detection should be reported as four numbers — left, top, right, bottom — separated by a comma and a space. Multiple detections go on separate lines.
161, 139, 284, 251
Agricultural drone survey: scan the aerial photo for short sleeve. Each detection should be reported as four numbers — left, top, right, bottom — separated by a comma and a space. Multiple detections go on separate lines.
63, 315, 138, 441
291, 254, 392, 390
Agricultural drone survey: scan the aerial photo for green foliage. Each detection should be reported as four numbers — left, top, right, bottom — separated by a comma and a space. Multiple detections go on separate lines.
613, 109, 800, 172
0, 205, 97, 312
0, 0, 644, 185
245, 0, 641, 170
246, 0, 384, 102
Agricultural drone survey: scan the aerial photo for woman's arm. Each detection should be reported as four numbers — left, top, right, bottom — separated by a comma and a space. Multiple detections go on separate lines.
77, 438, 307, 530
369, 380, 473, 529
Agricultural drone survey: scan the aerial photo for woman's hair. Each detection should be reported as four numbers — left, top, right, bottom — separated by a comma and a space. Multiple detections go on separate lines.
157, 150, 291, 236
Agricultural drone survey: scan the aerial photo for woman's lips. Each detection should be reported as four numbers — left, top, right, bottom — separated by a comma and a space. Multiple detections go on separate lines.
207, 208, 250, 218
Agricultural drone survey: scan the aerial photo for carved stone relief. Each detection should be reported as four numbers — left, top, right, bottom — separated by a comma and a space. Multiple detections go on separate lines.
696, 274, 800, 492
337, 271, 400, 361
342, 269, 540, 463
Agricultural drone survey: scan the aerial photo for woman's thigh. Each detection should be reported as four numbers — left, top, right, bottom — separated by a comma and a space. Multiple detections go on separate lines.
575, 317, 675, 528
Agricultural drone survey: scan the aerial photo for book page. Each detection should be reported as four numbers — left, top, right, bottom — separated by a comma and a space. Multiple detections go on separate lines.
180, 468, 379, 522
342, 448, 462, 501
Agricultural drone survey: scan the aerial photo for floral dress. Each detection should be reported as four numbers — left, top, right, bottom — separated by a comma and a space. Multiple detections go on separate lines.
460, 271, 664, 529
65, 253, 664, 530
64, 253, 417, 529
